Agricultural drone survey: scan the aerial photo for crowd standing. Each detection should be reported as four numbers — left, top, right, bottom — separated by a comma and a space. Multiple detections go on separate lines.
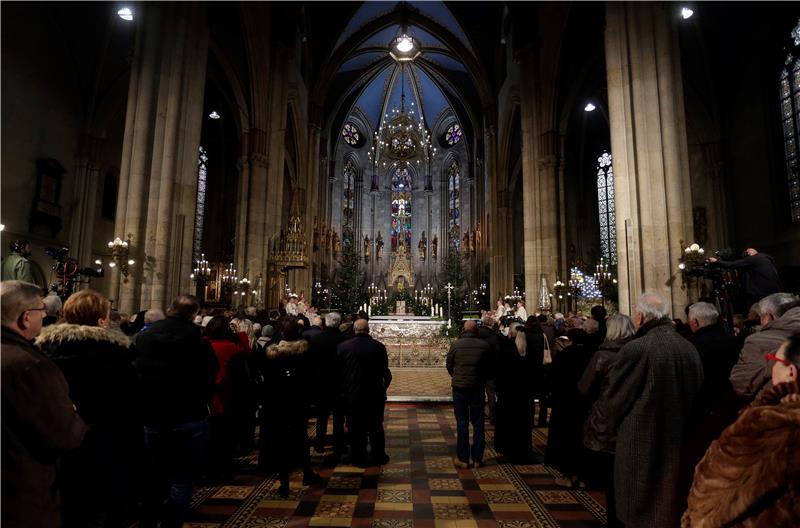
2, 277, 800, 527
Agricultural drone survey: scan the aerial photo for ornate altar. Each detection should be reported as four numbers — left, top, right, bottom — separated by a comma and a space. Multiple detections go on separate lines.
370, 316, 450, 367
388, 242, 415, 291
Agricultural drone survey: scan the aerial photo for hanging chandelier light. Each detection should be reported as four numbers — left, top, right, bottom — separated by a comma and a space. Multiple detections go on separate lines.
367, 60, 437, 190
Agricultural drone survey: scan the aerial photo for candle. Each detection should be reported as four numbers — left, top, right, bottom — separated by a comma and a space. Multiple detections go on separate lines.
368, 305, 372, 317
431, 305, 434, 317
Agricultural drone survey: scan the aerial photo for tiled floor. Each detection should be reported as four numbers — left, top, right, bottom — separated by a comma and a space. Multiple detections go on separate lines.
180, 405, 606, 528
387, 368, 452, 401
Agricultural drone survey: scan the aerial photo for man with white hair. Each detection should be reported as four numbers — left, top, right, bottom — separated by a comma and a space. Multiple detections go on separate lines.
605, 292, 703, 528
1, 280, 87, 526
729, 292, 800, 399
688, 302, 740, 391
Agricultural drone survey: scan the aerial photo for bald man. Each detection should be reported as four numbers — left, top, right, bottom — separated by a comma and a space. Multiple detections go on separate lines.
337, 319, 392, 467
446, 319, 491, 468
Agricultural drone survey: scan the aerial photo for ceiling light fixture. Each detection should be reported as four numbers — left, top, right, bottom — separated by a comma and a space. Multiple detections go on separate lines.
680, 7, 694, 20
117, 7, 134, 21
390, 34, 421, 62
584, 102, 596, 112
208, 111, 220, 119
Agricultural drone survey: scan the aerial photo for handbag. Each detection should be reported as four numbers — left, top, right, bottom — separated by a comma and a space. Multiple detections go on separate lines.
543, 335, 552, 365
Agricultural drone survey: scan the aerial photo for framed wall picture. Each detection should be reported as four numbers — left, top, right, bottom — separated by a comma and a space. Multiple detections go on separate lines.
31, 158, 65, 236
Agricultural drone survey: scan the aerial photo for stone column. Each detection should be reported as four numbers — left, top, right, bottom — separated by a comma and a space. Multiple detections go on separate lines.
519, 51, 560, 303
114, 3, 209, 313
68, 135, 103, 282
486, 113, 511, 302
605, 2, 693, 316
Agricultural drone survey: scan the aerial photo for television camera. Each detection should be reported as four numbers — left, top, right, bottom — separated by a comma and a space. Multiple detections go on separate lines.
45, 246, 104, 300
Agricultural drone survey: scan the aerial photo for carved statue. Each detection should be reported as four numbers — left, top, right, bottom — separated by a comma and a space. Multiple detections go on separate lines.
418, 231, 427, 260
476, 221, 482, 247
364, 234, 371, 257
376, 232, 384, 260
333, 231, 341, 255
463, 232, 470, 252
470, 229, 477, 254
431, 234, 438, 259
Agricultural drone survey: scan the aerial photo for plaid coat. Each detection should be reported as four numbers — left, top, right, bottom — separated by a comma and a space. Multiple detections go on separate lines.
606, 318, 704, 527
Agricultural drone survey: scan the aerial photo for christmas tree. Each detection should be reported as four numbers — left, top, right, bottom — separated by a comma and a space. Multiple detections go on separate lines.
437, 249, 466, 324
332, 236, 366, 314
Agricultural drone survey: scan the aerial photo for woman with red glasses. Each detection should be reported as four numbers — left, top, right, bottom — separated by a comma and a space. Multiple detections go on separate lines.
682, 333, 800, 527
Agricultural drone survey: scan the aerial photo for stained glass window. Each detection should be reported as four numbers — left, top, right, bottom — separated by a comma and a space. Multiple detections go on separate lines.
596, 151, 617, 265
447, 158, 461, 250
780, 21, 800, 222
446, 123, 462, 146
342, 122, 360, 146
193, 146, 208, 262
390, 164, 412, 250
343, 159, 356, 237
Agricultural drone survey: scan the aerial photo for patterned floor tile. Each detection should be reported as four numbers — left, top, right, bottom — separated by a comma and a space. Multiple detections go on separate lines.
177, 404, 606, 528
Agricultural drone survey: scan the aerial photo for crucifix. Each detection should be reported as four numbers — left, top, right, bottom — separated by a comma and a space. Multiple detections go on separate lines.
445, 282, 455, 328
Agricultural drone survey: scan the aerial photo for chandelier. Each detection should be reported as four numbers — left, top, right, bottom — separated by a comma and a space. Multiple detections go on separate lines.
367, 63, 436, 189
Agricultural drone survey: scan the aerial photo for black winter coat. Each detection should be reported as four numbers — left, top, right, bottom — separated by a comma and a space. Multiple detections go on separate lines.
446, 331, 491, 390
337, 334, 392, 412
716, 252, 781, 301
134, 316, 219, 425
36, 324, 140, 512
308, 327, 346, 401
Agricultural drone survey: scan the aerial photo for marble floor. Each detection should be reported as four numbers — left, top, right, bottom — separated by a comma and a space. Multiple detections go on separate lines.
178, 405, 607, 528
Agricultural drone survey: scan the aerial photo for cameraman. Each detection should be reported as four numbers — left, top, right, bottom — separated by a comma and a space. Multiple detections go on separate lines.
708, 248, 781, 312
1, 240, 36, 284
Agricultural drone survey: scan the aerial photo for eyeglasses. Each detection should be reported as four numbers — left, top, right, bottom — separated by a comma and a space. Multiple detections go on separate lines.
765, 353, 792, 367
26, 305, 47, 314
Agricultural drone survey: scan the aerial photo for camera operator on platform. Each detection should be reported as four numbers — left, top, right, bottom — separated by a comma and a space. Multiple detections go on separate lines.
1, 240, 37, 285
707, 248, 781, 313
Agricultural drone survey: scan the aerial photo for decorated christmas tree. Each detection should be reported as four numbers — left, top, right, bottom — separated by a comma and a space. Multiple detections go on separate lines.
331, 236, 366, 314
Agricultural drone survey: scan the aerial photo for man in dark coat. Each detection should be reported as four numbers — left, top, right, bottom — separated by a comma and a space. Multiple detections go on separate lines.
337, 319, 392, 467
477, 315, 500, 424
135, 295, 219, 528
308, 311, 346, 454
606, 292, 704, 528
1, 280, 87, 527
447, 319, 491, 468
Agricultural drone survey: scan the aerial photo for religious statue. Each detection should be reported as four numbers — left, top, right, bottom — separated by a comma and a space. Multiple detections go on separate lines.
397, 276, 406, 291
363, 234, 371, 258
431, 234, 438, 259
462, 232, 470, 252
418, 231, 427, 261
476, 221, 482, 248
375, 232, 384, 260
470, 229, 477, 254
333, 231, 341, 255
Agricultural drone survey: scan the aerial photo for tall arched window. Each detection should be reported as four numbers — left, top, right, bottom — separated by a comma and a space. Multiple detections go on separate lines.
342, 158, 356, 239
780, 20, 800, 222
391, 164, 412, 251
193, 146, 208, 261
596, 151, 617, 264
447, 158, 461, 250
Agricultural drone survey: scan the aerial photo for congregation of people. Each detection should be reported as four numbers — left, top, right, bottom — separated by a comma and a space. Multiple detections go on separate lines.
449, 288, 800, 527
2, 271, 799, 527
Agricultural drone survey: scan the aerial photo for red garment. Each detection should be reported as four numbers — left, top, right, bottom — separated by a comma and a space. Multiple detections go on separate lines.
205, 335, 250, 414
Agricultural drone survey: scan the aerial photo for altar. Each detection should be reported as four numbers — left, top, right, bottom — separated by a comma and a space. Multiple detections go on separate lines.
369, 315, 450, 367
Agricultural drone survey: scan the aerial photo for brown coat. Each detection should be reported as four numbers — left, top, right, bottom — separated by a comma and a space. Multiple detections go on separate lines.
2, 328, 87, 527
681, 380, 800, 528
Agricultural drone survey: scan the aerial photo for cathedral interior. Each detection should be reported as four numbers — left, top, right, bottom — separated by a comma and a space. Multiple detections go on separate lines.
4, 3, 800, 528
2, 1, 799, 315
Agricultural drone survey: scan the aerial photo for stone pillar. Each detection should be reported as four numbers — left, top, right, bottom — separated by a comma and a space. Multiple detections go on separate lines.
487, 112, 511, 302
114, 3, 209, 313
68, 135, 103, 284
519, 51, 560, 303
605, 2, 693, 316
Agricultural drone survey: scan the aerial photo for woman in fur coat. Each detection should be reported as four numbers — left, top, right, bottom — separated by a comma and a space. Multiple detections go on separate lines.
682, 334, 800, 527
258, 318, 321, 497
36, 289, 139, 528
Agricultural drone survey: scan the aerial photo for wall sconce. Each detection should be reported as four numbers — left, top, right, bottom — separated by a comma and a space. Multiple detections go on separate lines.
107, 235, 134, 278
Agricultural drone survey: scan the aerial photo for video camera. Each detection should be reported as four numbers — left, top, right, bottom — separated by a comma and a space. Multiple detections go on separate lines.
45, 246, 104, 300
